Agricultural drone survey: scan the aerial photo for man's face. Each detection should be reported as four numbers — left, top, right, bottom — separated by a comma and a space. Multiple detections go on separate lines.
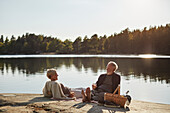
106, 64, 115, 75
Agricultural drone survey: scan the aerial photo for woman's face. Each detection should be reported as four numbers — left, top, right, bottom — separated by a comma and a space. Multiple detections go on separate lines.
51, 72, 58, 81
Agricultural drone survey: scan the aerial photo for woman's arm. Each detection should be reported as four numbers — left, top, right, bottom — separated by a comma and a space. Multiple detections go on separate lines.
51, 82, 75, 100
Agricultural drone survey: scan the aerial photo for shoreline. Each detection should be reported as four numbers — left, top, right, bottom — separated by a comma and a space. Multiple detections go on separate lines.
0, 54, 170, 59
0, 93, 170, 113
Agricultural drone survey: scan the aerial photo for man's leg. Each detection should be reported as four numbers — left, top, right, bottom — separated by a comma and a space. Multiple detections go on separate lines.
81, 89, 87, 102
86, 87, 91, 102
71, 88, 86, 98
98, 92, 106, 104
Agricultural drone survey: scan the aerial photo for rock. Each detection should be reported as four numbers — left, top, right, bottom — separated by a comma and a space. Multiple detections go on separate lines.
0, 93, 170, 113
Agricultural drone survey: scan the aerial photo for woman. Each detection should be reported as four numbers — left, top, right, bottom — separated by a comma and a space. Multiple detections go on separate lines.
43, 69, 75, 100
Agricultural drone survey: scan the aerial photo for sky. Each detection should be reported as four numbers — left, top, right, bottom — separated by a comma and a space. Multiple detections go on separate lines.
0, 0, 170, 41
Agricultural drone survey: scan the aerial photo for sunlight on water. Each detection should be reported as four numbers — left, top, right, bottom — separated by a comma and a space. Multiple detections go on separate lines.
0, 54, 170, 58
139, 54, 157, 58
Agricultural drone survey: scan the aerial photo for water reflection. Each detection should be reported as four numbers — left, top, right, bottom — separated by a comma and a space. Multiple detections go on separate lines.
0, 58, 170, 84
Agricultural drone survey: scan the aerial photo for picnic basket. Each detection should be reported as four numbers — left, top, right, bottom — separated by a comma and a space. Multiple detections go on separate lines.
104, 85, 128, 107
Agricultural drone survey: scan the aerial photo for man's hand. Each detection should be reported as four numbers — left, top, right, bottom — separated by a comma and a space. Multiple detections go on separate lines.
92, 83, 97, 90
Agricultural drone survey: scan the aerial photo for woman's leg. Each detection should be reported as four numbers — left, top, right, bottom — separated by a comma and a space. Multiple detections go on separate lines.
60, 83, 71, 95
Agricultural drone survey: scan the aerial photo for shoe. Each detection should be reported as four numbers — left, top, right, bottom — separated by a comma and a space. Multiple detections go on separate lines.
104, 101, 119, 108
97, 100, 104, 106
98, 102, 104, 106
86, 87, 91, 102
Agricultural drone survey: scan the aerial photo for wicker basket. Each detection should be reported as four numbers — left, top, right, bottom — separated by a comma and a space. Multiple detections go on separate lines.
104, 85, 127, 107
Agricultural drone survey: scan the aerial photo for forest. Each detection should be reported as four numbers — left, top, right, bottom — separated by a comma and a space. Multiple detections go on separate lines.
0, 24, 170, 55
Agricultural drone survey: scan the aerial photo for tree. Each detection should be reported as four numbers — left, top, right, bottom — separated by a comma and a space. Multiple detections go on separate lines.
104, 38, 110, 54
0, 24, 170, 55
81, 36, 90, 54
98, 35, 106, 53
8, 35, 16, 54
0, 35, 4, 43
0, 42, 4, 54
89, 34, 99, 54
62, 39, 73, 54
73, 37, 82, 54
48, 40, 57, 52
40, 42, 48, 52
55, 39, 64, 53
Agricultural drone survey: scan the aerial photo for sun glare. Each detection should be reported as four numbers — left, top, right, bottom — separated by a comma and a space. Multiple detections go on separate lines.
139, 54, 157, 58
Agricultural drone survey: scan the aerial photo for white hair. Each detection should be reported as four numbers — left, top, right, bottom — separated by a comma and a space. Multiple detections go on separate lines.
108, 61, 118, 71
46, 68, 57, 79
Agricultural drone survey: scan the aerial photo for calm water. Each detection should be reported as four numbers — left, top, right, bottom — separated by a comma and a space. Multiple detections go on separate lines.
0, 55, 170, 104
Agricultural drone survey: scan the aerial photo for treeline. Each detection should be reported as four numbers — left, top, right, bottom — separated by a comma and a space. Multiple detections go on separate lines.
0, 24, 170, 55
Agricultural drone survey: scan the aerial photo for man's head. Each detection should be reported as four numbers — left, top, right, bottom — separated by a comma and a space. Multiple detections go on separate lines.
106, 61, 118, 75
47, 69, 58, 81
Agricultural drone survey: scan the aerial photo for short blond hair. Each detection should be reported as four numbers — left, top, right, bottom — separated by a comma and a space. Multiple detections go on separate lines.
46, 69, 57, 79
108, 61, 118, 72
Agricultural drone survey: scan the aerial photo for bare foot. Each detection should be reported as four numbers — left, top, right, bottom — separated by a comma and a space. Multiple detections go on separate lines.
81, 89, 86, 102
86, 87, 91, 102
69, 92, 75, 98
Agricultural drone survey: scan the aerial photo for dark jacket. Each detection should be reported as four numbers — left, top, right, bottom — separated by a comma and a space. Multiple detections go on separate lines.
96, 72, 120, 94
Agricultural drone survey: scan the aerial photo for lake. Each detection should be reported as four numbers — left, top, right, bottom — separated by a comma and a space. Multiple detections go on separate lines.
0, 55, 170, 104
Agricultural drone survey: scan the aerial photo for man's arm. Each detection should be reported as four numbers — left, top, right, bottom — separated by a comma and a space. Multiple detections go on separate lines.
114, 74, 121, 94
95, 74, 105, 89
92, 75, 102, 90
118, 74, 121, 85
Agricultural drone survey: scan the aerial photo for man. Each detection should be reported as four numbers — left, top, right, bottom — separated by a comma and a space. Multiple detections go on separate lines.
82, 61, 121, 104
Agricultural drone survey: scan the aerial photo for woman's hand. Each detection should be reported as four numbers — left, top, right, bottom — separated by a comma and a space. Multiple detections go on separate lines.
69, 92, 75, 98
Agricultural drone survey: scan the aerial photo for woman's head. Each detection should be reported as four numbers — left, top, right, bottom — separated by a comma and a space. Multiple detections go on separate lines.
47, 69, 58, 81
